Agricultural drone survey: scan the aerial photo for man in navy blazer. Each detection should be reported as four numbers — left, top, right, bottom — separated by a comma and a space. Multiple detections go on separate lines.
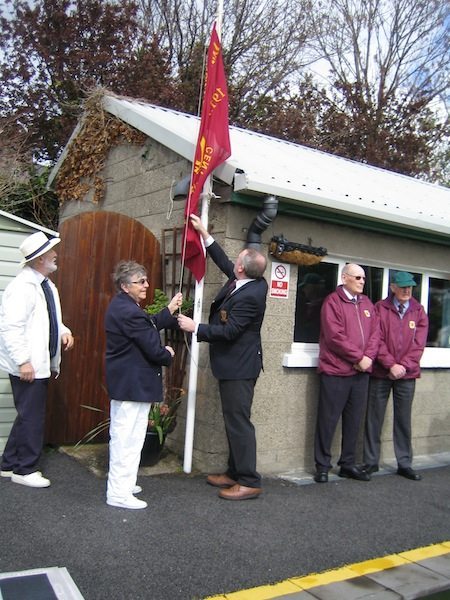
178, 214, 268, 501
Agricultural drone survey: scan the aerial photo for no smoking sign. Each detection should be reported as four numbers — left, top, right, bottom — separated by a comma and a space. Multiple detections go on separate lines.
270, 261, 290, 299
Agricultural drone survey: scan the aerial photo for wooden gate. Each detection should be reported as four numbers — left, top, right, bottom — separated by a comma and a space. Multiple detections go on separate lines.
45, 211, 161, 445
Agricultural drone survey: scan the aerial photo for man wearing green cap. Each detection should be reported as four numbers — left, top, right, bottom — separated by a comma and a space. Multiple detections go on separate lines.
363, 271, 428, 480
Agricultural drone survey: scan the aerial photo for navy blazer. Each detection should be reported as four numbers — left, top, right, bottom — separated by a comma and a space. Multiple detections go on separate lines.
105, 292, 176, 403
197, 241, 267, 380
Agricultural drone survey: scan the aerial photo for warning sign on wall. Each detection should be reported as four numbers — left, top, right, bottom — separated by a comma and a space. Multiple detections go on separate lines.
270, 262, 290, 299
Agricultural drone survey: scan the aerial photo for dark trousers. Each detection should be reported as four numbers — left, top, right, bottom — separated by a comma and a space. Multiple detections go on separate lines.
218, 378, 261, 488
314, 372, 369, 470
363, 377, 416, 469
1, 375, 49, 475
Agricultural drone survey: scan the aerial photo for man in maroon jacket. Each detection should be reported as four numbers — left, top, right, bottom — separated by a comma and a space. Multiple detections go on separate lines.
314, 263, 380, 483
363, 271, 428, 481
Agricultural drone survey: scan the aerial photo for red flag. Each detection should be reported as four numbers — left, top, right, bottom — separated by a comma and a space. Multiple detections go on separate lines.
183, 22, 231, 282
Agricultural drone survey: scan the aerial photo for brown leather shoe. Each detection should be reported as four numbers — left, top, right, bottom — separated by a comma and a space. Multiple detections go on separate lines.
206, 473, 237, 488
218, 484, 262, 501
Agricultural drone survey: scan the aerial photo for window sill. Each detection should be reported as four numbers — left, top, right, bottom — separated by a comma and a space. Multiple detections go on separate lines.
282, 343, 450, 369
282, 343, 319, 368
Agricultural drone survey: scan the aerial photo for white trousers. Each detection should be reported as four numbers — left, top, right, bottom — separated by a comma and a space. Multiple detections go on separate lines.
106, 400, 150, 502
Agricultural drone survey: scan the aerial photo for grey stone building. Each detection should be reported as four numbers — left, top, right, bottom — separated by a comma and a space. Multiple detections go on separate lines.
48, 92, 450, 476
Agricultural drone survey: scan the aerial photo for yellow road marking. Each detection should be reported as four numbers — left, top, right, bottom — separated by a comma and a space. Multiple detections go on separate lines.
205, 541, 450, 599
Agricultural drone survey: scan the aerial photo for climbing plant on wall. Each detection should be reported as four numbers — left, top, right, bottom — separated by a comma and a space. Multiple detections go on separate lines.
55, 89, 146, 205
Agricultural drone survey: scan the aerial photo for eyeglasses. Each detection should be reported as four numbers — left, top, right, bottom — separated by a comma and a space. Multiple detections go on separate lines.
344, 274, 366, 281
129, 278, 148, 285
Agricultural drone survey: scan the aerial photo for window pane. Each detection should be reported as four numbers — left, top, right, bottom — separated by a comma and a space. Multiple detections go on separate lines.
427, 278, 450, 348
294, 263, 337, 342
360, 265, 383, 303
389, 269, 422, 301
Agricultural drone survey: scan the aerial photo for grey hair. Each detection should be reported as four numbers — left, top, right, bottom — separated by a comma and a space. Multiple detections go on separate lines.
112, 260, 147, 292
241, 248, 267, 279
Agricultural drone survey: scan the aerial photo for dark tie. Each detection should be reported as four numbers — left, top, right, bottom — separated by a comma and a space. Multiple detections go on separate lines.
398, 303, 404, 315
224, 279, 236, 299
41, 279, 58, 358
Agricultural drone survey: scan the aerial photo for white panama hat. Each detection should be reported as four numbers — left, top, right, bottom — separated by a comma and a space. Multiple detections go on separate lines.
19, 231, 61, 267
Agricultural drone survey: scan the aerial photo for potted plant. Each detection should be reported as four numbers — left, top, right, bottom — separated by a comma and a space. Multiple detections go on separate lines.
140, 393, 184, 466
77, 390, 185, 465
148, 396, 182, 444
138, 289, 192, 465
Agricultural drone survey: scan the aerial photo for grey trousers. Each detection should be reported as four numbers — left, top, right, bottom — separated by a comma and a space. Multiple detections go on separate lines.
363, 377, 416, 469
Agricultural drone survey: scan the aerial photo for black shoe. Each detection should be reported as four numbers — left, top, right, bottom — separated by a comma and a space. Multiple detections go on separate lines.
363, 464, 379, 475
314, 470, 328, 483
338, 466, 371, 481
397, 467, 421, 481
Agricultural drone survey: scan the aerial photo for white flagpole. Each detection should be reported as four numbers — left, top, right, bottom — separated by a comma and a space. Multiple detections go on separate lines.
216, 0, 224, 38
182, 4, 224, 474
183, 178, 211, 473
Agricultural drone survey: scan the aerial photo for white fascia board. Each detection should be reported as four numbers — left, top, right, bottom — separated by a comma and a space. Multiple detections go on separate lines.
212, 160, 239, 185
233, 172, 450, 236
104, 97, 240, 186
104, 97, 197, 163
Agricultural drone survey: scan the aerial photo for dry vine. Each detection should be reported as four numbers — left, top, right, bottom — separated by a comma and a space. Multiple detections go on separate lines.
55, 89, 146, 204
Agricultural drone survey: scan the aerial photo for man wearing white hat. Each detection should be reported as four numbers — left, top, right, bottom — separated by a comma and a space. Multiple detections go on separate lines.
0, 231, 74, 488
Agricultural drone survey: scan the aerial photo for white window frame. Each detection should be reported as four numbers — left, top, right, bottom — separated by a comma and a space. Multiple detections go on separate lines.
283, 257, 450, 368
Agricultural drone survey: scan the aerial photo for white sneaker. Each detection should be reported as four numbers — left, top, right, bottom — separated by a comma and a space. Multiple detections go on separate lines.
11, 472, 50, 488
132, 485, 142, 494
107, 496, 147, 509
2, 470, 42, 478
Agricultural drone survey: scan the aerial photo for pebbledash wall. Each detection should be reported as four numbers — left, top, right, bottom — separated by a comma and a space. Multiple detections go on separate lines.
58, 139, 450, 475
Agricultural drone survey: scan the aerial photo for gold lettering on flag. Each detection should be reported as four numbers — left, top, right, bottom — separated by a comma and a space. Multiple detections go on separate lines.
182, 22, 232, 282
